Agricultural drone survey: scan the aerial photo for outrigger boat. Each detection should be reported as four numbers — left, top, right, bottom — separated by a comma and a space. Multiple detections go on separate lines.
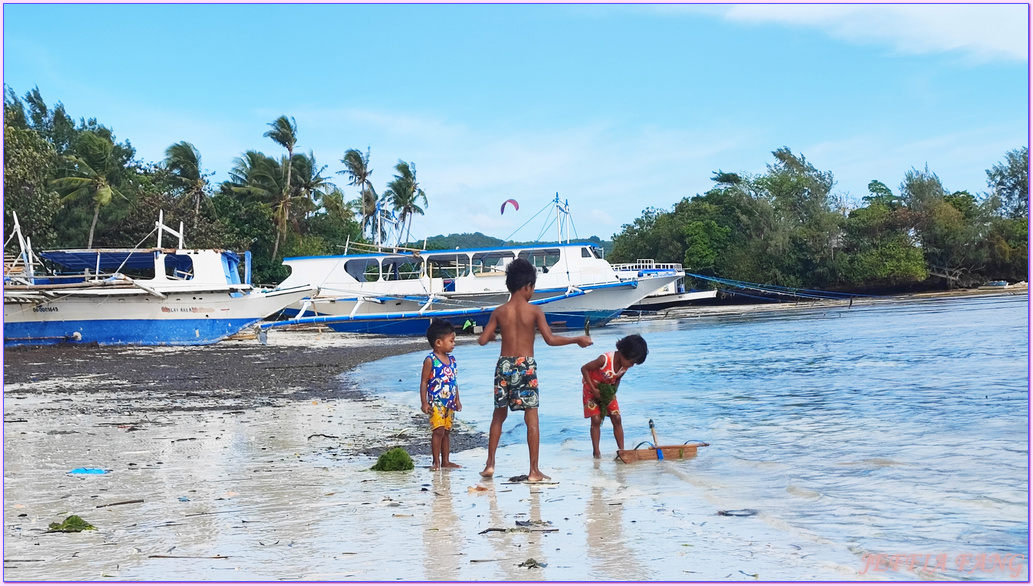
273, 197, 684, 336
612, 260, 717, 311
616, 419, 709, 463
3, 212, 315, 347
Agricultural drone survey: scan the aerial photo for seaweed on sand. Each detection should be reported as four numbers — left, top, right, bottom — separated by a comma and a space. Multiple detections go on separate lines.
597, 383, 617, 416
47, 515, 96, 533
371, 447, 414, 471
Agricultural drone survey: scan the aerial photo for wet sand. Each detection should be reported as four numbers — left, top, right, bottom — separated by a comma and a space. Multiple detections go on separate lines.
3, 328, 866, 581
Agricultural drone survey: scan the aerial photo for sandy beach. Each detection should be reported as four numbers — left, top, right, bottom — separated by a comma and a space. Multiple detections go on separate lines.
13, 288, 1027, 582
2, 324, 883, 582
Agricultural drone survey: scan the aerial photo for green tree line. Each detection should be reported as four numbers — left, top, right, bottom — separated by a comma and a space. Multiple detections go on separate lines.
5, 86, 1026, 291
610, 147, 1028, 291
3, 85, 430, 285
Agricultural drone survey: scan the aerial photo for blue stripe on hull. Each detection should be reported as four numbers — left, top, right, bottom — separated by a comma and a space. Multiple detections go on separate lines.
3, 318, 260, 347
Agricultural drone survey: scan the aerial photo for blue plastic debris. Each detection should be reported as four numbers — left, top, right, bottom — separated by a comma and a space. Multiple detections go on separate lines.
68, 468, 107, 475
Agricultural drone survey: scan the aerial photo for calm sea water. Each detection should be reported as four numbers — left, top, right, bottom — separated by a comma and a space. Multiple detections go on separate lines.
349, 294, 1029, 579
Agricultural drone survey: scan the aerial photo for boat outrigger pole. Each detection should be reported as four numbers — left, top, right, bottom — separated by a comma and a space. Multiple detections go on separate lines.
257, 289, 587, 331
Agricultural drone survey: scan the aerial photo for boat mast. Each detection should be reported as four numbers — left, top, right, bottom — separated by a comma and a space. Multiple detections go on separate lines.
554, 193, 562, 243
552, 193, 571, 244
563, 198, 570, 243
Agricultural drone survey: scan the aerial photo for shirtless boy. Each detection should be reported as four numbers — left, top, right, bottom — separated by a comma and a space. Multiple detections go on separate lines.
477, 258, 593, 481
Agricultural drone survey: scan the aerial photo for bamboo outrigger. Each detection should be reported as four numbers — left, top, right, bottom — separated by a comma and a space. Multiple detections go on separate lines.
616, 419, 709, 463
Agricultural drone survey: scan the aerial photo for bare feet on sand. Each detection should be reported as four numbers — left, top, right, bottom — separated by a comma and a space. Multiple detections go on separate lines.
443, 461, 462, 468
527, 471, 551, 482
479, 466, 494, 478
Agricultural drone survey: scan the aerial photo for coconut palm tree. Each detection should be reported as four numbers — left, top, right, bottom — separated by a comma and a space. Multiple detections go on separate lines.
290, 151, 333, 223
383, 160, 428, 247
320, 187, 354, 220
163, 141, 208, 228
264, 115, 298, 260
338, 147, 379, 241
226, 150, 270, 192
225, 151, 288, 237
50, 131, 126, 248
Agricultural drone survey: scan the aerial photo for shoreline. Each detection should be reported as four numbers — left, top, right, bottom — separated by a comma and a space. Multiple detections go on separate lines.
613, 286, 1028, 324
2, 330, 485, 458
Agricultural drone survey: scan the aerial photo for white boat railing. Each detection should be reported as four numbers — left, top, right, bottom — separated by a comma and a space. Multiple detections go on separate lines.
610, 259, 684, 272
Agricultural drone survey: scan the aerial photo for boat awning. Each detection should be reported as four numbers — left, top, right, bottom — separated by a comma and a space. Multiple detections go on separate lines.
39, 250, 162, 271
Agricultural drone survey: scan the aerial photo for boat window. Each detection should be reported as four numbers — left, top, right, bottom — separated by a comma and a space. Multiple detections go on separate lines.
344, 258, 381, 282
382, 256, 422, 281
426, 253, 470, 279
164, 254, 194, 280
581, 247, 592, 258
517, 249, 561, 272
472, 251, 514, 275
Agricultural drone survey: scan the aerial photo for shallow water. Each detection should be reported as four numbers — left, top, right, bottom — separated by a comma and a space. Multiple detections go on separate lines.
352, 294, 1030, 580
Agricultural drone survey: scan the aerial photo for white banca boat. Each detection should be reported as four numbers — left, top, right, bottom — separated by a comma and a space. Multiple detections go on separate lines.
272, 200, 683, 336
3, 212, 315, 347
612, 260, 717, 311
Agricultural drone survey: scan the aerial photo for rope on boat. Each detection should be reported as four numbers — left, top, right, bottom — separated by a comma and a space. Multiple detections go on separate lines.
504, 199, 555, 243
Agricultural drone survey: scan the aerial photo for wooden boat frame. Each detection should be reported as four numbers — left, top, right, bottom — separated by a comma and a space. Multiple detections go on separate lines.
616, 441, 710, 463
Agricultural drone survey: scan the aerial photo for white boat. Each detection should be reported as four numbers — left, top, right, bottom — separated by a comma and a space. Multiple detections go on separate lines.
3, 212, 315, 347
612, 260, 716, 310
274, 200, 682, 336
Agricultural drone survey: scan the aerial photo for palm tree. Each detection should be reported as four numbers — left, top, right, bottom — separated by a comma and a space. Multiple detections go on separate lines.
163, 141, 208, 228
50, 131, 126, 248
227, 150, 271, 193
383, 160, 428, 246
290, 151, 333, 223
293, 152, 330, 198
338, 147, 379, 241
264, 115, 298, 260
320, 187, 354, 220
226, 151, 287, 230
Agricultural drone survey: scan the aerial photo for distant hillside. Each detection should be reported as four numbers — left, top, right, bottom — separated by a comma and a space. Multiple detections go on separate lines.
405, 233, 614, 256
421, 232, 504, 250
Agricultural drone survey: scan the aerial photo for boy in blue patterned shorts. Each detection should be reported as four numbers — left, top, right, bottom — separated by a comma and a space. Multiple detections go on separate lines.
477, 258, 592, 481
420, 318, 462, 470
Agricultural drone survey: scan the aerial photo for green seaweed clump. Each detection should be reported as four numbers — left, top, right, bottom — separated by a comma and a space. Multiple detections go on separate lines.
597, 383, 618, 416
371, 447, 414, 471
47, 515, 96, 533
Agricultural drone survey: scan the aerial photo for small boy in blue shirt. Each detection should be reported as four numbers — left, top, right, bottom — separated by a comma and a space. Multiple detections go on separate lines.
420, 318, 463, 470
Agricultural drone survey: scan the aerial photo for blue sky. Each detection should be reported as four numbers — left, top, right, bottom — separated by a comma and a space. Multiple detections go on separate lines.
3, 3, 1028, 243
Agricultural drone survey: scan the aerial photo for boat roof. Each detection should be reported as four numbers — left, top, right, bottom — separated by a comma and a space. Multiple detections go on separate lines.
284, 241, 602, 262
39, 249, 237, 271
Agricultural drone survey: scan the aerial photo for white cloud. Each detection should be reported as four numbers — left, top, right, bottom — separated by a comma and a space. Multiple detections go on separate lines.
721, 4, 1028, 63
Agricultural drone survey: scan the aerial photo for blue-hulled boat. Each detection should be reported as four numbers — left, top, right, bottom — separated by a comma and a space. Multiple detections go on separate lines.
3, 212, 314, 346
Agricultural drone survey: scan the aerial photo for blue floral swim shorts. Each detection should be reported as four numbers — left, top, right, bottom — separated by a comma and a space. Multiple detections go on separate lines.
494, 356, 539, 411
